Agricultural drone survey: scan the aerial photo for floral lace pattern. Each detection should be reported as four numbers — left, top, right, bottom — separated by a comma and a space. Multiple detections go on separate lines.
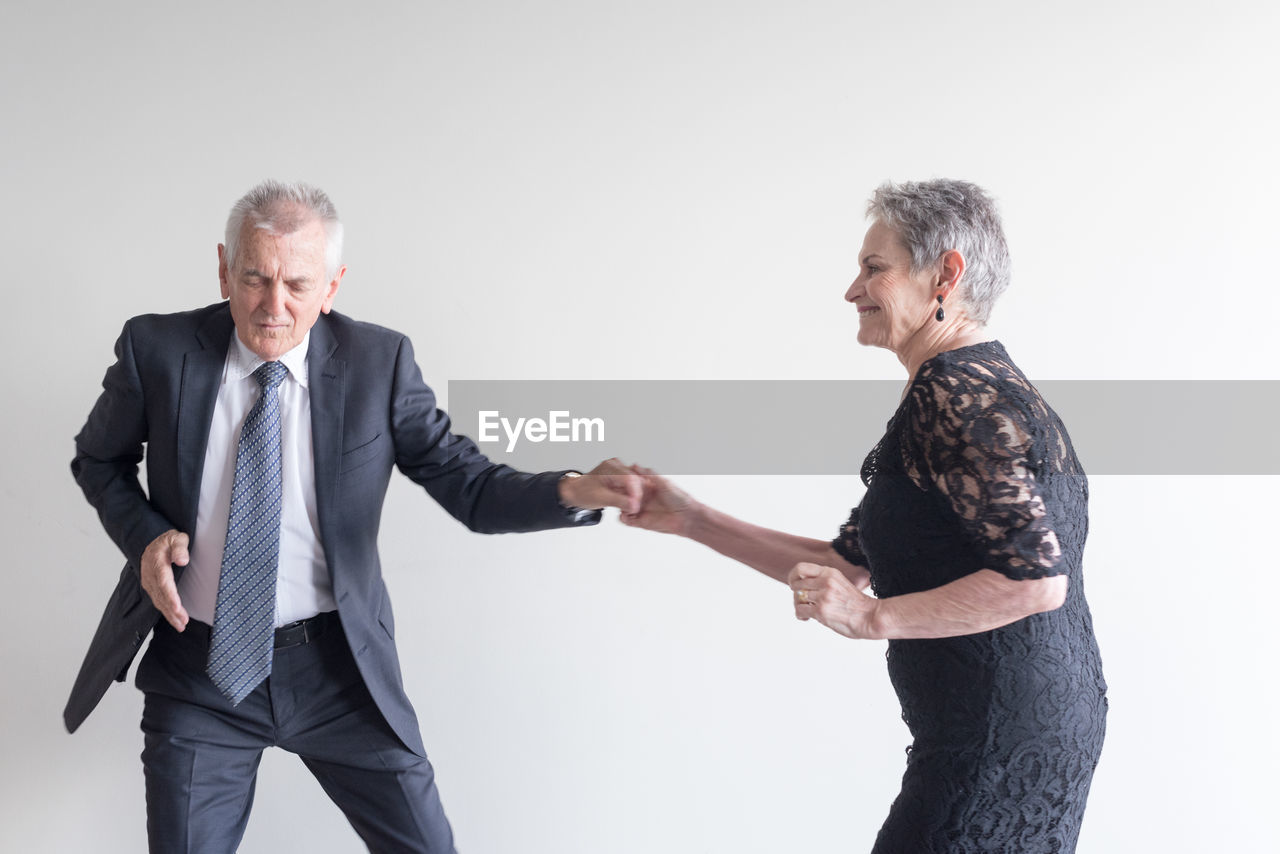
832, 342, 1107, 853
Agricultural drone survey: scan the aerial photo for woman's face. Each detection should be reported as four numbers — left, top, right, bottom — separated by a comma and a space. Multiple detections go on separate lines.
845, 221, 938, 353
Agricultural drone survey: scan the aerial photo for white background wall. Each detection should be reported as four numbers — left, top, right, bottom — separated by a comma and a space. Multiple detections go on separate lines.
2, 1, 1277, 851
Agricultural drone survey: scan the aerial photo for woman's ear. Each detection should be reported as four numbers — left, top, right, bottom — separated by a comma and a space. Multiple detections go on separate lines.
937, 249, 967, 299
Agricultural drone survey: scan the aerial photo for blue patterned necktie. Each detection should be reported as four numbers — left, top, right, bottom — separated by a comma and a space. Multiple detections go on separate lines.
207, 360, 289, 706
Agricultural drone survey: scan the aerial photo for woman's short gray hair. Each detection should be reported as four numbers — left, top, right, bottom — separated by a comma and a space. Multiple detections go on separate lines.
867, 179, 1010, 325
224, 180, 344, 280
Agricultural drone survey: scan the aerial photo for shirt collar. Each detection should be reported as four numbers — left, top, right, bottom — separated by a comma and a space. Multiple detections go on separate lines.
226, 329, 311, 389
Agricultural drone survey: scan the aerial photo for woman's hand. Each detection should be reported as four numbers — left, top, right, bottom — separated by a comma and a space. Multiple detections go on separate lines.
619, 465, 700, 537
789, 561, 881, 639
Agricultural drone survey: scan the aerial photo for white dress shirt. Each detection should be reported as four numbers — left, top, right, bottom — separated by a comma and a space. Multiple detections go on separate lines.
177, 330, 336, 626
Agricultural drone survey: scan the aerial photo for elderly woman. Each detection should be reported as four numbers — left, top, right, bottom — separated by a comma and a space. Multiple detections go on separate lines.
625, 179, 1107, 852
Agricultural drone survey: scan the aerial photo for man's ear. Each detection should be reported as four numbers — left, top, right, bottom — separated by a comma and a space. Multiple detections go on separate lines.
218, 244, 230, 300
321, 265, 346, 314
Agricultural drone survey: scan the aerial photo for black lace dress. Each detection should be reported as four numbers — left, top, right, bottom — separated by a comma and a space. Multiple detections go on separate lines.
833, 342, 1107, 853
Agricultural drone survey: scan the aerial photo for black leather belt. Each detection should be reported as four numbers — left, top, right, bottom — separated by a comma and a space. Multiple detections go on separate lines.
274, 611, 339, 649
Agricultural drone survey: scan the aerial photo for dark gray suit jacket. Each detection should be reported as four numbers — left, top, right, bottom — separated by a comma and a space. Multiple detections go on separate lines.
67, 302, 594, 754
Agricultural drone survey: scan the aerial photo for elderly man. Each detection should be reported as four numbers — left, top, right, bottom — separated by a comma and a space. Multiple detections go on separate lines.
66, 180, 640, 853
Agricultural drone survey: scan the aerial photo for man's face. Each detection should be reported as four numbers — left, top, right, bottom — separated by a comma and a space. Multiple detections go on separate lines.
218, 215, 344, 361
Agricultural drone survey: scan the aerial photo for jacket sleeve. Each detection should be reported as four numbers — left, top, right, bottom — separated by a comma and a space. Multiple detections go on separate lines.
71, 319, 178, 570
388, 335, 600, 533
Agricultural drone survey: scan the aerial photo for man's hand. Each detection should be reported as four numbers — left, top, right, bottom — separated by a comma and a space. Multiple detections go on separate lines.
789, 561, 880, 640
141, 529, 191, 631
559, 458, 644, 515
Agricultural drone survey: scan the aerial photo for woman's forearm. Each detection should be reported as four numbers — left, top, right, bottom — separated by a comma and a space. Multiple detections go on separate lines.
869, 569, 1067, 639
683, 503, 850, 585
623, 470, 869, 587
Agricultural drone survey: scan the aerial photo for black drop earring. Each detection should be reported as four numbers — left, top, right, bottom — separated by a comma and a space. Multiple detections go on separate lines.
935, 294, 945, 322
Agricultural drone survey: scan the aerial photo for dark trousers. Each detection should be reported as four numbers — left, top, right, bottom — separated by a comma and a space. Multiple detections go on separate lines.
135, 615, 457, 854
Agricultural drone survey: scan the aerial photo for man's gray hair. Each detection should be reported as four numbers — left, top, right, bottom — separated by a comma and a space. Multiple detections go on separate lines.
224, 180, 344, 279
867, 179, 1010, 326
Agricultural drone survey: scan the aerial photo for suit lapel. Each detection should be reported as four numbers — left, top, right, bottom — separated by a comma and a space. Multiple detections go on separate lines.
307, 314, 345, 571
176, 307, 234, 536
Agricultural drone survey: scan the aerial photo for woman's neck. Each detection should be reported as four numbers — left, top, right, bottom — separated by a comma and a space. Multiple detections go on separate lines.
896, 319, 991, 380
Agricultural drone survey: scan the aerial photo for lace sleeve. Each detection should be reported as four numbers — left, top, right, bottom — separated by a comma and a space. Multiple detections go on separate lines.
904, 366, 1064, 580
831, 505, 869, 567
